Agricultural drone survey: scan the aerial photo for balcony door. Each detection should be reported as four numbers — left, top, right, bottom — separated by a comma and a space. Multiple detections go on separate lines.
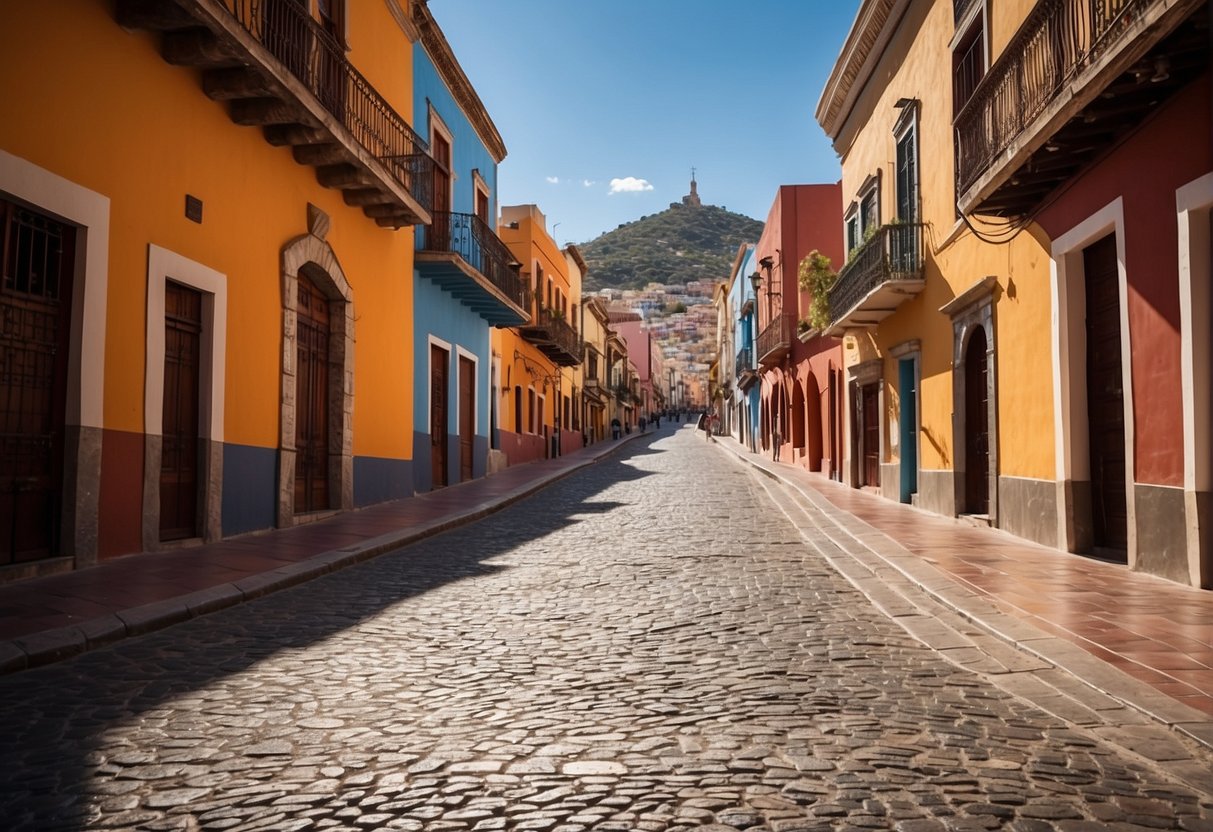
431, 129, 452, 248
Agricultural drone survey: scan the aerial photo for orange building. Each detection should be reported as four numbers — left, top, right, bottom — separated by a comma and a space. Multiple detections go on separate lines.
493, 205, 583, 465
0, 1, 433, 578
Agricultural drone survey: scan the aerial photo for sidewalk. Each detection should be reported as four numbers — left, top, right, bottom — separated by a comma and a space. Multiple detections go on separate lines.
713, 433, 1213, 731
0, 430, 656, 675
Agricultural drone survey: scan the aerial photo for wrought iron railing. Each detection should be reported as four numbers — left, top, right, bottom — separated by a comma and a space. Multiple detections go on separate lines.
954, 0, 1147, 199
417, 211, 525, 309
756, 317, 791, 363
735, 347, 752, 377
829, 223, 926, 326
222, 0, 433, 211
530, 306, 583, 362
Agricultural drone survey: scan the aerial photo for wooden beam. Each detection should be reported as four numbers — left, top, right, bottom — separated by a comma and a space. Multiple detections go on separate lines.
264, 124, 327, 147
229, 98, 301, 126
203, 68, 274, 101
362, 203, 407, 218
161, 28, 238, 67
316, 165, 374, 189
342, 188, 392, 207
115, 0, 198, 31
292, 143, 349, 167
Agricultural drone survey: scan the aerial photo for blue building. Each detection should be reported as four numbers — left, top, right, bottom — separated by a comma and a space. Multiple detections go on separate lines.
729, 244, 761, 453
411, 7, 528, 492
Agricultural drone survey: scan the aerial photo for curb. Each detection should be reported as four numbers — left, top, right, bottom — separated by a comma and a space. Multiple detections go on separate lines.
2, 431, 654, 676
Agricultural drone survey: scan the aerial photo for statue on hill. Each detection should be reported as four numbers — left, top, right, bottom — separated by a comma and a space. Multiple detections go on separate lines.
682, 168, 702, 208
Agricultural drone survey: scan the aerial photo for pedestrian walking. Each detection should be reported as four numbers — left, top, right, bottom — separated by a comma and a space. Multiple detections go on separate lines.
611, 417, 621, 440
639, 415, 647, 433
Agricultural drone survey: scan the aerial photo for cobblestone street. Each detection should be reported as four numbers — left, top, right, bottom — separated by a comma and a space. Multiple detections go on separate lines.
2, 427, 1211, 832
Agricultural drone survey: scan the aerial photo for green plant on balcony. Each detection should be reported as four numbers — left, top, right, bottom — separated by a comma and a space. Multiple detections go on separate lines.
799, 250, 837, 332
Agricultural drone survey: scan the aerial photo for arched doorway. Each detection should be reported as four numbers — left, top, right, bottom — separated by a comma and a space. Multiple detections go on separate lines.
278, 226, 354, 526
964, 326, 989, 515
806, 373, 823, 472
791, 381, 806, 452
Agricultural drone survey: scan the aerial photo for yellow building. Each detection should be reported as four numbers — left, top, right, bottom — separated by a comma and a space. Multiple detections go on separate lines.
494, 205, 583, 464
1, 1, 431, 576
817, 0, 1212, 588
577, 298, 611, 446
816, 0, 1053, 539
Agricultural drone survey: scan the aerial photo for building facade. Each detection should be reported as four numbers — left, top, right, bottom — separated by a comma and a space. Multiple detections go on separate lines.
411, 1, 525, 492
817, 0, 1211, 587
1, 0, 436, 578
753, 185, 845, 474
495, 205, 582, 464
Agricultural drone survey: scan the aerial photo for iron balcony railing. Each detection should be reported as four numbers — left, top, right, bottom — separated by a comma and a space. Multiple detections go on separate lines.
829, 223, 927, 327
954, 0, 1147, 200
417, 211, 525, 308
531, 306, 583, 363
735, 347, 752, 377
756, 317, 791, 364
223, 0, 433, 211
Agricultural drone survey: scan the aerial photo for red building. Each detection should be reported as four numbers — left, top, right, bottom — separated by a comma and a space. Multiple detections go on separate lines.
753, 184, 845, 475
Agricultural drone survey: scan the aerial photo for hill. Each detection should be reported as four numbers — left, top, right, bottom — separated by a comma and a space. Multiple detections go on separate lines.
579, 202, 763, 290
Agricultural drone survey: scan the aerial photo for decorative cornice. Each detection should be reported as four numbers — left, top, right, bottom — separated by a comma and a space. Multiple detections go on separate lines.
815, 0, 911, 142
383, 0, 420, 43
413, 0, 507, 162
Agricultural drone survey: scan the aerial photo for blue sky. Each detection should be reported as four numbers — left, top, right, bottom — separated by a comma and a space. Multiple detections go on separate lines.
430, 1, 862, 247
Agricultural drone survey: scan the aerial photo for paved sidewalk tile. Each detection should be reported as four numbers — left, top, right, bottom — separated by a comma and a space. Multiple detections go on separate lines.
715, 435, 1213, 718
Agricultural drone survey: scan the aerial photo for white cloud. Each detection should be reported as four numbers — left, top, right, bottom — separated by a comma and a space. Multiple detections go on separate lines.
545, 175, 560, 184
609, 176, 653, 194
583, 179, 596, 187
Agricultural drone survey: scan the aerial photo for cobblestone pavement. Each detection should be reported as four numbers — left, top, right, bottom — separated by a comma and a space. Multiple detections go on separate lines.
2, 428, 1211, 832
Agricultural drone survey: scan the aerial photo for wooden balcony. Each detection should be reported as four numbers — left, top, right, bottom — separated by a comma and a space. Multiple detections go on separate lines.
955, 0, 1207, 218
583, 376, 605, 403
116, 0, 433, 228
519, 303, 583, 367
756, 316, 792, 368
825, 223, 926, 336
416, 212, 527, 326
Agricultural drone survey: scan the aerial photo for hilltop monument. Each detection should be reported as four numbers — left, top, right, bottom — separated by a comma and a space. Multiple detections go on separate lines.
682, 168, 702, 207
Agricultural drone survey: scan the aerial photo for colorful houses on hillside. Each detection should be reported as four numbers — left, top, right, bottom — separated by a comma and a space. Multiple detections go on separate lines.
0, 0, 653, 583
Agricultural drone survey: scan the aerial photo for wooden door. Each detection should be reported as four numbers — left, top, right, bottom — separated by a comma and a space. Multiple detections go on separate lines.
459, 356, 474, 482
430, 345, 448, 488
160, 282, 202, 540
0, 201, 74, 564
295, 275, 330, 513
431, 132, 452, 248
964, 328, 989, 515
861, 383, 880, 487
1084, 234, 1128, 555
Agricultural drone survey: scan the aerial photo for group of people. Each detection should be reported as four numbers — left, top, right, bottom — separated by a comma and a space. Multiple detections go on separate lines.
610, 408, 710, 440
